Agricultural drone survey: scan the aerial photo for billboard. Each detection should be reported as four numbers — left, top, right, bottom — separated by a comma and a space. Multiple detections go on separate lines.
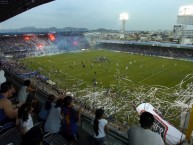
179, 5, 193, 16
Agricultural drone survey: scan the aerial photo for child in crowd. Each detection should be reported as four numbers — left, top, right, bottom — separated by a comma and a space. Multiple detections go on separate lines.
92, 108, 109, 145
18, 102, 33, 135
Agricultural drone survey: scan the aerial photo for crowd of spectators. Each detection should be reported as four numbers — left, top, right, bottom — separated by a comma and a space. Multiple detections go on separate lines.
0, 62, 182, 145
0, 33, 90, 58
98, 43, 193, 60
0, 83, 166, 145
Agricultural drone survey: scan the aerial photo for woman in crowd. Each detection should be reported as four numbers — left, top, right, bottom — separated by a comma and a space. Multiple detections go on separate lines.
18, 102, 33, 135
44, 98, 63, 133
39, 94, 55, 124
61, 96, 81, 145
92, 108, 109, 145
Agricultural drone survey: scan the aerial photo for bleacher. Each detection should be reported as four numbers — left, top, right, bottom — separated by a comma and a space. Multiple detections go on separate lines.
96, 40, 193, 60
0, 32, 90, 58
0, 70, 129, 145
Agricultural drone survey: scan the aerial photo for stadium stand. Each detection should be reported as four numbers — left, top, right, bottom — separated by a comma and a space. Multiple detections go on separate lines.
0, 32, 90, 58
43, 133, 70, 145
0, 69, 129, 145
0, 127, 21, 145
97, 40, 193, 60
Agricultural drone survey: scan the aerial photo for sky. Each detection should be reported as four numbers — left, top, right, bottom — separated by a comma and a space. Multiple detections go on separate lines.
0, 0, 192, 31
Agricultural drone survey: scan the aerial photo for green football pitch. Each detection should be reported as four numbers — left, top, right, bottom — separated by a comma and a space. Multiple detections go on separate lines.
21, 50, 193, 126
22, 50, 193, 89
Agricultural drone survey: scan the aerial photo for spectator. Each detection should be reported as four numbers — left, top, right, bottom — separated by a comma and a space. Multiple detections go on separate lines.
18, 102, 33, 135
0, 62, 6, 87
127, 111, 164, 145
17, 79, 36, 104
39, 94, 56, 124
0, 81, 18, 135
20, 126, 43, 145
18, 103, 33, 135
44, 98, 63, 133
61, 96, 81, 144
92, 108, 109, 145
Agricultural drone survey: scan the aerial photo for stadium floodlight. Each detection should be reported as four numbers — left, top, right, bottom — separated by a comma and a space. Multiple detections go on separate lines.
119, 13, 129, 38
120, 13, 129, 21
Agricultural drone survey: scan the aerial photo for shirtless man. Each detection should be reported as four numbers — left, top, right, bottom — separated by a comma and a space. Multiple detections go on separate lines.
0, 81, 18, 134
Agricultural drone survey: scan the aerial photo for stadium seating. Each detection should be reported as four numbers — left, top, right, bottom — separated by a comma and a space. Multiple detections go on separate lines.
43, 133, 69, 145
0, 127, 21, 145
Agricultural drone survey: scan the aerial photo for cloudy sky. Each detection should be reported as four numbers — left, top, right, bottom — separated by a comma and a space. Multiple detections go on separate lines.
0, 0, 192, 31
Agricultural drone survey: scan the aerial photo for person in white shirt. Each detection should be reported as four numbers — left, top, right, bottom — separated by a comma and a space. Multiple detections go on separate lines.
17, 80, 36, 104
18, 102, 33, 135
93, 108, 109, 145
44, 99, 63, 133
0, 69, 6, 86
0, 62, 6, 87
127, 111, 164, 145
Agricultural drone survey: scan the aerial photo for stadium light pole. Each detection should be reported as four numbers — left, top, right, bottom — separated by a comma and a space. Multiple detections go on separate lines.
120, 13, 128, 40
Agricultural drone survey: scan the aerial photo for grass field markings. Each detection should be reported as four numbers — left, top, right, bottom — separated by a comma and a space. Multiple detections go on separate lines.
48, 60, 54, 63
137, 75, 145, 79
138, 65, 176, 84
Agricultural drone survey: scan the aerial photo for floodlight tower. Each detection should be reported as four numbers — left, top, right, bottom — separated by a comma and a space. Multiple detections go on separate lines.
119, 13, 128, 39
